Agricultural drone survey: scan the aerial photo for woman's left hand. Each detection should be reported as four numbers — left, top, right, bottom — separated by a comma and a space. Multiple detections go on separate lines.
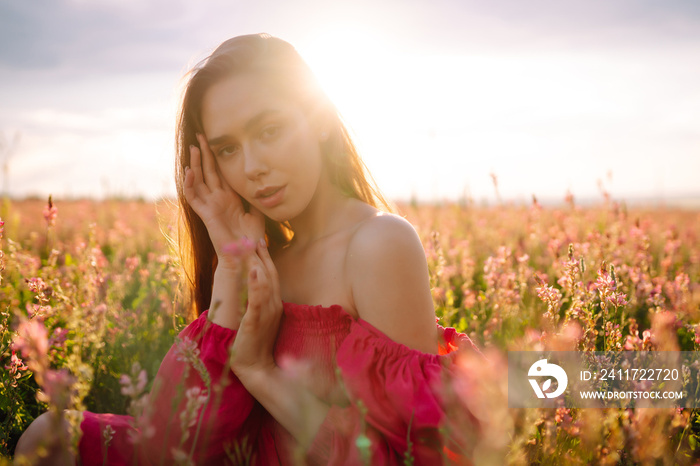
230, 240, 283, 382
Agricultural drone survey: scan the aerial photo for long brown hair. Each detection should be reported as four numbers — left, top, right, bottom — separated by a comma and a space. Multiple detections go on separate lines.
175, 33, 392, 317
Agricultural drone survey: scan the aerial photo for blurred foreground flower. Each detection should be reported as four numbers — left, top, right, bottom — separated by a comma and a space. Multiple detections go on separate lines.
38, 368, 76, 411
120, 362, 156, 444
222, 237, 257, 257
12, 318, 49, 376
447, 348, 511, 464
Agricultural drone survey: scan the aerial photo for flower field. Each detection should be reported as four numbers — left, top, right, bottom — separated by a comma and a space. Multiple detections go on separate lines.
1, 195, 699, 464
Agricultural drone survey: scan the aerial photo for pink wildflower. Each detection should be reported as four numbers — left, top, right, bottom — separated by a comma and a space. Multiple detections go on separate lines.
5, 351, 28, 387
536, 284, 562, 311
624, 334, 641, 351
25, 277, 48, 295
535, 274, 562, 316
674, 272, 690, 291
120, 362, 156, 445
462, 289, 477, 309
90, 246, 108, 269
595, 264, 628, 309
557, 245, 581, 293
120, 366, 148, 397
604, 321, 622, 350
624, 319, 642, 350
38, 368, 76, 411
516, 254, 529, 264
26, 303, 52, 318
5, 351, 28, 374
623, 318, 657, 351
43, 195, 58, 227
641, 330, 654, 350
175, 337, 200, 363
48, 327, 69, 349
483, 247, 520, 307
555, 407, 572, 425
102, 425, 116, 448
12, 318, 49, 368
180, 386, 208, 430
646, 282, 664, 308
125, 256, 141, 272
608, 292, 628, 308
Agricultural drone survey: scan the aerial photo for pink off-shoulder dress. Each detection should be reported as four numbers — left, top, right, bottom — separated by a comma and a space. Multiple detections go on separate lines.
78, 302, 479, 465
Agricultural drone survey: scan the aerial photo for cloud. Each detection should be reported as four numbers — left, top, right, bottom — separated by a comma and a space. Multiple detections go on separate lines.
1, 0, 220, 73
3, 0, 700, 75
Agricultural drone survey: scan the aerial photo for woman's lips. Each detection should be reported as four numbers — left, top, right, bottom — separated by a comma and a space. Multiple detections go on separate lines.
256, 186, 285, 208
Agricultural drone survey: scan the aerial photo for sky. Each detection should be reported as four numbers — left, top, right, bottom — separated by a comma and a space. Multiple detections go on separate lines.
1, 0, 699, 204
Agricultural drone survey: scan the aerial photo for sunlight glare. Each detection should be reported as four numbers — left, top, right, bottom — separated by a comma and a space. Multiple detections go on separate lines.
298, 29, 664, 201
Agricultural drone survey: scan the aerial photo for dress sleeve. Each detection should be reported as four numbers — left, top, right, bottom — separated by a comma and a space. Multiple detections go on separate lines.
143, 311, 262, 465
307, 319, 481, 465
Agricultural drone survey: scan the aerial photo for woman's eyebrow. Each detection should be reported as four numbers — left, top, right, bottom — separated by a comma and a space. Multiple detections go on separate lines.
244, 109, 280, 131
207, 109, 280, 147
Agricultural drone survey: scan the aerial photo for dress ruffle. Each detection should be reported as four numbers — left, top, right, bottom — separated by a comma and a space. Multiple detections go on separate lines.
306, 315, 478, 465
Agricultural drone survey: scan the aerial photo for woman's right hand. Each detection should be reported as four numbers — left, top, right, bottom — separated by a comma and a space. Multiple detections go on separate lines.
183, 133, 265, 270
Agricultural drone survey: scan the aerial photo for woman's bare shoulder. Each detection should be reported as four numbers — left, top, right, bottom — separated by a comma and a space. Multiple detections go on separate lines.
347, 210, 423, 257
345, 209, 437, 353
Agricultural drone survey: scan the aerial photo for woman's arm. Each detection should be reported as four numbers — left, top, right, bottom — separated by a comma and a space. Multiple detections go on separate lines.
238, 365, 331, 448
229, 242, 330, 448
184, 134, 266, 329
207, 266, 244, 329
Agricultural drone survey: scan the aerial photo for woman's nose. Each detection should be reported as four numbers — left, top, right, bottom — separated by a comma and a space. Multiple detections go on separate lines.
243, 148, 269, 180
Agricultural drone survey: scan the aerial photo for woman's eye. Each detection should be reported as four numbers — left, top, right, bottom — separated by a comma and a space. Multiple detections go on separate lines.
217, 145, 239, 157
260, 125, 280, 141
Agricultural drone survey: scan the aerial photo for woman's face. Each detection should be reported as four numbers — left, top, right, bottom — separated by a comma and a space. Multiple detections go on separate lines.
200, 73, 326, 222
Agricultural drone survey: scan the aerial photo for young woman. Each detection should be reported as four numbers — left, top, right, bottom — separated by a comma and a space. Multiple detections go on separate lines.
17, 33, 478, 465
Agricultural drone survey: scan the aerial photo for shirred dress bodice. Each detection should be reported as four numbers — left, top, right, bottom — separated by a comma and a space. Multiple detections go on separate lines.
78, 302, 478, 465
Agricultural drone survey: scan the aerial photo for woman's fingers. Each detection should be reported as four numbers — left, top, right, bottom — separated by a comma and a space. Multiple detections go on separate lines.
247, 251, 283, 321
188, 144, 210, 198
196, 133, 221, 190
247, 264, 269, 327
183, 166, 197, 203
